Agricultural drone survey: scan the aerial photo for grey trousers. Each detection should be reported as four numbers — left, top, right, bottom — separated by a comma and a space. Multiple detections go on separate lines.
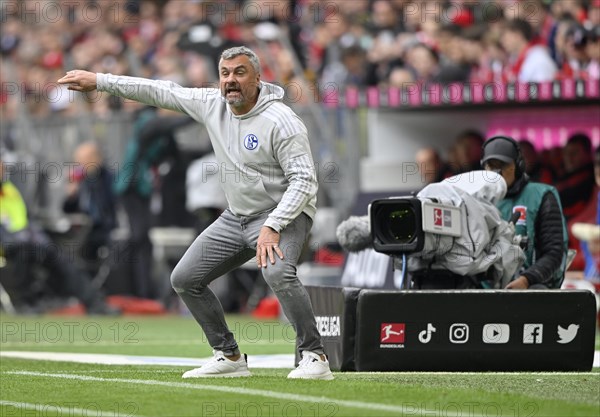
170, 209, 324, 357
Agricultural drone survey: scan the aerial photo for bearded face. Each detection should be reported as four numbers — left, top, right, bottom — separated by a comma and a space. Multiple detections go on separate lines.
219, 55, 260, 115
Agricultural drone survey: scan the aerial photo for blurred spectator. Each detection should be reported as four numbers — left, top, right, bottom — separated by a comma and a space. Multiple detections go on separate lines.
589, 0, 600, 27
576, 147, 600, 280
552, 14, 579, 68
0, 17, 21, 56
186, 152, 228, 235
556, 133, 596, 221
586, 25, 600, 79
460, 24, 493, 83
0, 158, 117, 314
398, 37, 470, 85
551, 0, 587, 25
403, 42, 441, 84
319, 12, 355, 77
521, 0, 556, 47
559, 23, 591, 79
541, 146, 566, 180
63, 141, 117, 266
365, 1, 404, 86
434, 24, 461, 63
433, 25, 471, 83
114, 106, 194, 299
415, 147, 451, 185
451, 130, 485, 174
322, 45, 369, 88
501, 18, 557, 82
518, 140, 553, 184
388, 66, 415, 87
366, 0, 404, 35
567, 146, 600, 275
341, 45, 369, 87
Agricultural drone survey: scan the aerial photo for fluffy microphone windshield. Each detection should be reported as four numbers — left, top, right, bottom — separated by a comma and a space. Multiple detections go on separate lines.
336, 215, 372, 252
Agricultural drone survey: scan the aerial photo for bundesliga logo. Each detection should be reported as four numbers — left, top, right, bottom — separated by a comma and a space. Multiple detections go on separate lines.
433, 208, 452, 227
381, 323, 404, 343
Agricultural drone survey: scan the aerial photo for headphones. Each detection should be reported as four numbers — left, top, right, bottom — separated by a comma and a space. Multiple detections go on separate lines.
481, 135, 526, 176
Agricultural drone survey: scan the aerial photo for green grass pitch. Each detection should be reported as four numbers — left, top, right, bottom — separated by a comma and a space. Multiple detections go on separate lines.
1, 314, 598, 416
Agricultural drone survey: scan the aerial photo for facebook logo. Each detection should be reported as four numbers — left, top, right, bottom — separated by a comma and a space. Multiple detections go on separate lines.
523, 324, 544, 344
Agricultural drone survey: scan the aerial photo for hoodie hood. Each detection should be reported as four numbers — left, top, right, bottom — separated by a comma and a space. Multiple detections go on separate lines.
233, 81, 285, 120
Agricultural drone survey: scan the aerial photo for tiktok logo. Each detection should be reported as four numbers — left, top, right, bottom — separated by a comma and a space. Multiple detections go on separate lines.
418, 323, 437, 344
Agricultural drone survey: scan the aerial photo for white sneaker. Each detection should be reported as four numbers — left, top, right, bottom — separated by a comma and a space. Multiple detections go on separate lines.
182, 351, 251, 378
287, 351, 334, 380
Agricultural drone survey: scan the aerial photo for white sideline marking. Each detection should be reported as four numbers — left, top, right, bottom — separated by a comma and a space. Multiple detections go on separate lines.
347, 371, 600, 376
1, 339, 293, 347
0, 351, 295, 368
5, 371, 483, 417
3, 350, 599, 370
0, 400, 143, 417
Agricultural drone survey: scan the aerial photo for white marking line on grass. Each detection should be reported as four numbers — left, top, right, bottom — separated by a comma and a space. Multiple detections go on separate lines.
0, 351, 295, 368
347, 371, 600, 376
0, 400, 144, 417
1, 339, 293, 347
6, 371, 485, 417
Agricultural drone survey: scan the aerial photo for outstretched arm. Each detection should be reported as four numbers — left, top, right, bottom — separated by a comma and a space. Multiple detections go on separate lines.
58, 70, 215, 121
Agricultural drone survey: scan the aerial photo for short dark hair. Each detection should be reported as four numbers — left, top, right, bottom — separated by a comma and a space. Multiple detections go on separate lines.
518, 139, 535, 152
458, 129, 485, 146
505, 19, 534, 42
567, 133, 592, 152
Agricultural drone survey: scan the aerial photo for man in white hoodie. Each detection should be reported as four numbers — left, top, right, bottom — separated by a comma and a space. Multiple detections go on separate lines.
58, 46, 333, 380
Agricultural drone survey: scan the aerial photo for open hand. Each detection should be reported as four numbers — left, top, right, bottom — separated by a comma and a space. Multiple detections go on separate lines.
256, 226, 284, 268
57, 70, 97, 92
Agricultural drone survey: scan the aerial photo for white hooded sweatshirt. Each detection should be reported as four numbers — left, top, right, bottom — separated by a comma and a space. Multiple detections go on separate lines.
97, 74, 317, 232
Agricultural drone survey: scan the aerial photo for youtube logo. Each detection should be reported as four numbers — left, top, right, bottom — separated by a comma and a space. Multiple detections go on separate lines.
482, 324, 510, 344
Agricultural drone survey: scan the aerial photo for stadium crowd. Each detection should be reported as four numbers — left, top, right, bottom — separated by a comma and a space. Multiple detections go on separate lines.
1, 0, 600, 118
1, 0, 599, 313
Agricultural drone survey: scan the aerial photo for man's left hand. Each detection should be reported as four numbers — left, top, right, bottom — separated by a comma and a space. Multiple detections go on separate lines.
505, 275, 530, 289
256, 226, 284, 268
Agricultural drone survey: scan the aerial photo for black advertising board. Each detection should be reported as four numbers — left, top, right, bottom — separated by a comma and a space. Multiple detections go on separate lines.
354, 290, 597, 372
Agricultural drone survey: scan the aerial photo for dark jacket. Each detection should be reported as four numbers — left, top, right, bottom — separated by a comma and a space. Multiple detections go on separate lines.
506, 175, 566, 287
63, 166, 117, 242
556, 162, 596, 221
113, 107, 192, 198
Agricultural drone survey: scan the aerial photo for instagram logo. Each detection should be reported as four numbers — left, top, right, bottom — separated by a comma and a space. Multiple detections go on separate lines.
449, 323, 469, 344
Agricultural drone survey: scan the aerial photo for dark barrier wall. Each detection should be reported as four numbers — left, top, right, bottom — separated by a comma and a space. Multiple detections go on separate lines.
303, 287, 597, 372
297, 286, 361, 371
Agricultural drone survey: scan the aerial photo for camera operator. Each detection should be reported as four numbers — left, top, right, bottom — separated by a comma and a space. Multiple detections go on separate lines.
481, 136, 568, 289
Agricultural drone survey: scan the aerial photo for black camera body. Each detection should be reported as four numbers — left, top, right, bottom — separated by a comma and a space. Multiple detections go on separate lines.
370, 196, 463, 256
370, 197, 425, 254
